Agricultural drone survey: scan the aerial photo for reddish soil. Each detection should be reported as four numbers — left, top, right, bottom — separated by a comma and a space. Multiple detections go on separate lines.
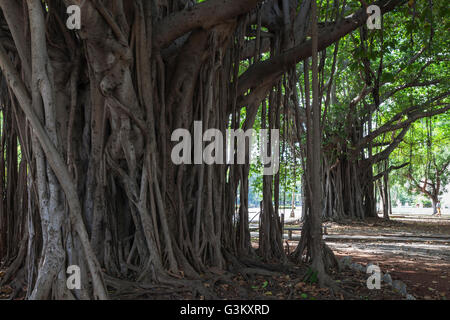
329, 218, 450, 300
333, 251, 450, 300
2, 217, 448, 300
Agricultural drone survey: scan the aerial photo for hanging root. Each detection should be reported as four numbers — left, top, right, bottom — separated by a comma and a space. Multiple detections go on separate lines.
323, 243, 340, 272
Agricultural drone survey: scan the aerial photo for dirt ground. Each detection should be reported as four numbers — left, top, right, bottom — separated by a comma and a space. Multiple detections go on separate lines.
327, 216, 450, 237
328, 217, 450, 300
1, 217, 448, 300
333, 251, 450, 300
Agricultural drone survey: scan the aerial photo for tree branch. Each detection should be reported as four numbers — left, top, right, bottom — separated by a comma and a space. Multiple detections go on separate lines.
154, 0, 262, 49
373, 162, 409, 181
237, 0, 407, 97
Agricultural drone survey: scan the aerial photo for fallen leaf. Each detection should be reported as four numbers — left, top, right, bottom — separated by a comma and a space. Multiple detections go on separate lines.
295, 282, 305, 290
0, 286, 12, 294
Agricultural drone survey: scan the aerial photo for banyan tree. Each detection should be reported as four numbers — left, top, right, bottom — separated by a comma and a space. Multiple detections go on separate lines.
0, 0, 448, 299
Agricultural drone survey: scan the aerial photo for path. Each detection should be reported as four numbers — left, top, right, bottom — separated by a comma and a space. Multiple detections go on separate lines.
254, 215, 450, 299
325, 218, 450, 299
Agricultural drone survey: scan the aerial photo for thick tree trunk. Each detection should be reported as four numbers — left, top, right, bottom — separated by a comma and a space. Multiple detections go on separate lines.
382, 170, 391, 219
0, 0, 411, 299
292, 2, 338, 286
321, 156, 377, 220
432, 196, 438, 215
